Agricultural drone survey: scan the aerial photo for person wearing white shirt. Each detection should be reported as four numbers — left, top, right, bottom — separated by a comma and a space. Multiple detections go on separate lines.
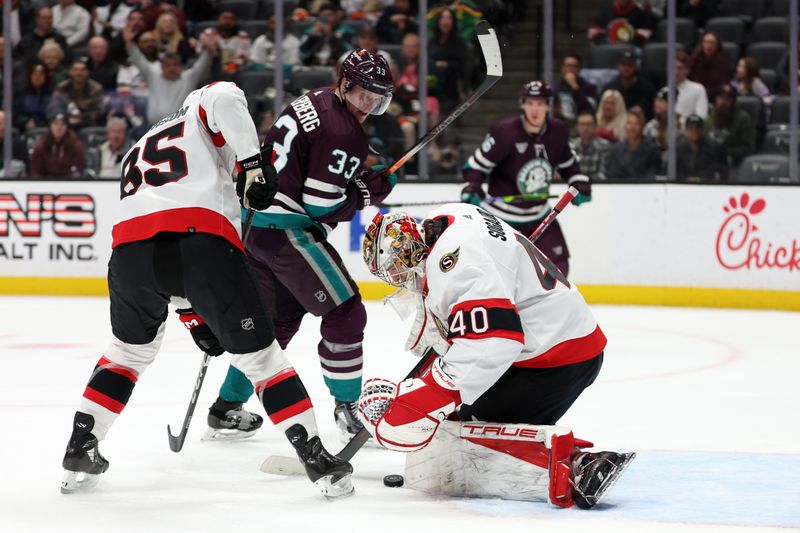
97, 117, 131, 178
675, 52, 708, 125
92, 0, 132, 40
249, 15, 301, 68
53, 0, 91, 47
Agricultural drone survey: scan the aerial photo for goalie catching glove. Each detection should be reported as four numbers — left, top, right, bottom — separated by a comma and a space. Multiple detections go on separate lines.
176, 308, 224, 356
356, 358, 461, 451
236, 144, 279, 210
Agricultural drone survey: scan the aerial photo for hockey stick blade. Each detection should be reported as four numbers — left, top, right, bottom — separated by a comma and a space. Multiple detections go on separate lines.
260, 454, 306, 476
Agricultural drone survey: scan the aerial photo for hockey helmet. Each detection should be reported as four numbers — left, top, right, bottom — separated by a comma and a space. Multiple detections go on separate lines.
363, 212, 427, 288
520, 80, 552, 102
340, 48, 394, 115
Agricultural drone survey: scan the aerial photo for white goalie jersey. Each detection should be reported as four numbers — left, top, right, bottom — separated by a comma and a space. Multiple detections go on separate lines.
112, 81, 261, 251
422, 203, 606, 405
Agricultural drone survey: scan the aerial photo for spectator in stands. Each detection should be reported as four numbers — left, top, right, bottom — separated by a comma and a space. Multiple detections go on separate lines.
588, 0, 654, 45
299, 4, 351, 67
17, 63, 53, 132
394, 32, 441, 150
38, 41, 69, 87
15, 6, 70, 68
49, 58, 105, 130
249, 12, 302, 68
596, 89, 628, 142
429, 9, 468, 115
602, 50, 656, 120
676, 114, 728, 182
97, 117, 132, 178
704, 84, 755, 166
676, 51, 708, 122
376, 0, 419, 44
732, 57, 771, 102
606, 107, 662, 179
92, 0, 132, 41
199, 9, 251, 75
53, 0, 91, 47
427, 0, 482, 43
140, 0, 188, 35
689, 31, 731, 101
644, 86, 679, 156
109, 9, 147, 64
30, 112, 86, 178
124, 23, 213, 125
556, 54, 597, 123
677, 0, 716, 29
570, 111, 611, 181
87, 36, 119, 93
153, 12, 194, 64
0, 0, 34, 49
0, 110, 29, 177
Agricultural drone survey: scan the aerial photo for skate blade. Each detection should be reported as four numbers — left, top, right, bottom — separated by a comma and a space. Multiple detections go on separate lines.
260, 455, 306, 476
316, 474, 355, 500
591, 452, 637, 506
60, 470, 100, 494
201, 427, 258, 442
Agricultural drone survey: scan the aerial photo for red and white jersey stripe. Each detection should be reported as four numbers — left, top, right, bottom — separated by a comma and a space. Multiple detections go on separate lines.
424, 203, 605, 404
112, 82, 261, 250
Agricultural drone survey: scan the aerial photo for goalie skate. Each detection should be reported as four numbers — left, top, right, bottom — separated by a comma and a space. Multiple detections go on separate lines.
60, 412, 109, 494
202, 399, 263, 441
286, 424, 354, 500
571, 451, 636, 509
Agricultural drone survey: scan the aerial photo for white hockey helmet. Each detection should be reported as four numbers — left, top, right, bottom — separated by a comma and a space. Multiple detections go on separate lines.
363, 212, 428, 288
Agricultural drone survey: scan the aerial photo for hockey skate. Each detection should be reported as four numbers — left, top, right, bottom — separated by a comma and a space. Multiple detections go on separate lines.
202, 397, 264, 441
334, 400, 377, 447
571, 451, 637, 509
286, 424, 354, 500
61, 412, 109, 494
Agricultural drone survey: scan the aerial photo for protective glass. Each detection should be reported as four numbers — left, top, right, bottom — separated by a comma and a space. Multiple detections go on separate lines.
346, 84, 393, 116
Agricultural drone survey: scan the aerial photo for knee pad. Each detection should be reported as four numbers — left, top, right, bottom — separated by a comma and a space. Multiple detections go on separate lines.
104, 323, 166, 375
320, 294, 367, 345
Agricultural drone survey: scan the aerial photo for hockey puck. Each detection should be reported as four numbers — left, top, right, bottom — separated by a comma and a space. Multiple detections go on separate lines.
383, 474, 404, 487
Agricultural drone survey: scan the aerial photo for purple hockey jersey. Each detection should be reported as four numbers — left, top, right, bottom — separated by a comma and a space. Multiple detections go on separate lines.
463, 116, 590, 226
252, 88, 370, 233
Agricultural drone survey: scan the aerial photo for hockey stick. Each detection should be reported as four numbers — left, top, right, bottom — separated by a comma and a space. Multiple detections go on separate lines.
529, 186, 578, 241
167, 352, 211, 452
382, 21, 503, 178
378, 193, 558, 209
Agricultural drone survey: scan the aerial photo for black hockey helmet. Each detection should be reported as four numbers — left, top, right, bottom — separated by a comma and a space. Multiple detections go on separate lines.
340, 48, 394, 115
520, 80, 552, 101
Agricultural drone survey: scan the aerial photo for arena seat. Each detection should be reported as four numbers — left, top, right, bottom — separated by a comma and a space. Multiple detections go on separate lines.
234, 69, 276, 97
705, 17, 745, 45
736, 95, 764, 127
718, 0, 767, 24
289, 67, 334, 94
242, 20, 269, 40
746, 42, 788, 71
751, 17, 790, 43
655, 18, 696, 45
734, 154, 790, 183
588, 44, 635, 69
218, 0, 257, 20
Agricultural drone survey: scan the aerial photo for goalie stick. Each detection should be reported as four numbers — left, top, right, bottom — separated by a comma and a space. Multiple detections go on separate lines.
260, 187, 581, 475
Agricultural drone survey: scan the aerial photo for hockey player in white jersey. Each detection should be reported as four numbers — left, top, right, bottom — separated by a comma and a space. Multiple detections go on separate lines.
60, 81, 353, 498
357, 205, 634, 508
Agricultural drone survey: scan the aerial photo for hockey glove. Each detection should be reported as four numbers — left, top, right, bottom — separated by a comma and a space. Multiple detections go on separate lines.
236, 146, 278, 211
176, 308, 225, 356
568, 177, 591, 206
405, 293, 450, 358
572, 193, 591, 206
460, 184, 485, 206
357, 358, 461, 452
350, 164, 397, 209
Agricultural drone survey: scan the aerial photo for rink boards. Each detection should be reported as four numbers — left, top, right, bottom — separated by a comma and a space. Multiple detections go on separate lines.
0, 180, 798, 310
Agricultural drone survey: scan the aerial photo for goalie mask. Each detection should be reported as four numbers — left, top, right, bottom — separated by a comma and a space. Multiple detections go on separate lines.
363, 212, 427, 288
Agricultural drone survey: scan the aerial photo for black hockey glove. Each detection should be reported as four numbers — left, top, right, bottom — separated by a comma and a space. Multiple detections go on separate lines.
350, 164, 397, 209
460, 183, 485, 206
236, 146, 278, 211
176, 308, 224, 356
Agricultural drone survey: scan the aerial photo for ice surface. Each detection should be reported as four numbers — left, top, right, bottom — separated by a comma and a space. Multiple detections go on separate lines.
0, 296, 797, 532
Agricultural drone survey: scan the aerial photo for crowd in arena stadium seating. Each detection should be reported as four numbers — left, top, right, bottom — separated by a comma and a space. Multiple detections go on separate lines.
574, 0, 796, 182
1, 0, 517, 178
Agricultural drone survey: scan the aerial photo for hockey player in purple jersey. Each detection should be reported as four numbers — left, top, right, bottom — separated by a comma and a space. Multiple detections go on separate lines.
204, 49, 398, 444
461, 81, 592, 275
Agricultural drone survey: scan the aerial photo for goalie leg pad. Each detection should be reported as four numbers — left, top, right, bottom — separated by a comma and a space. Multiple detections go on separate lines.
404, 420, 576, 506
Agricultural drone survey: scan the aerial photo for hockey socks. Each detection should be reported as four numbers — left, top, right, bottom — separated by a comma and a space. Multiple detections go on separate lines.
255, 368, 316, 434
80, 356, 140, 439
